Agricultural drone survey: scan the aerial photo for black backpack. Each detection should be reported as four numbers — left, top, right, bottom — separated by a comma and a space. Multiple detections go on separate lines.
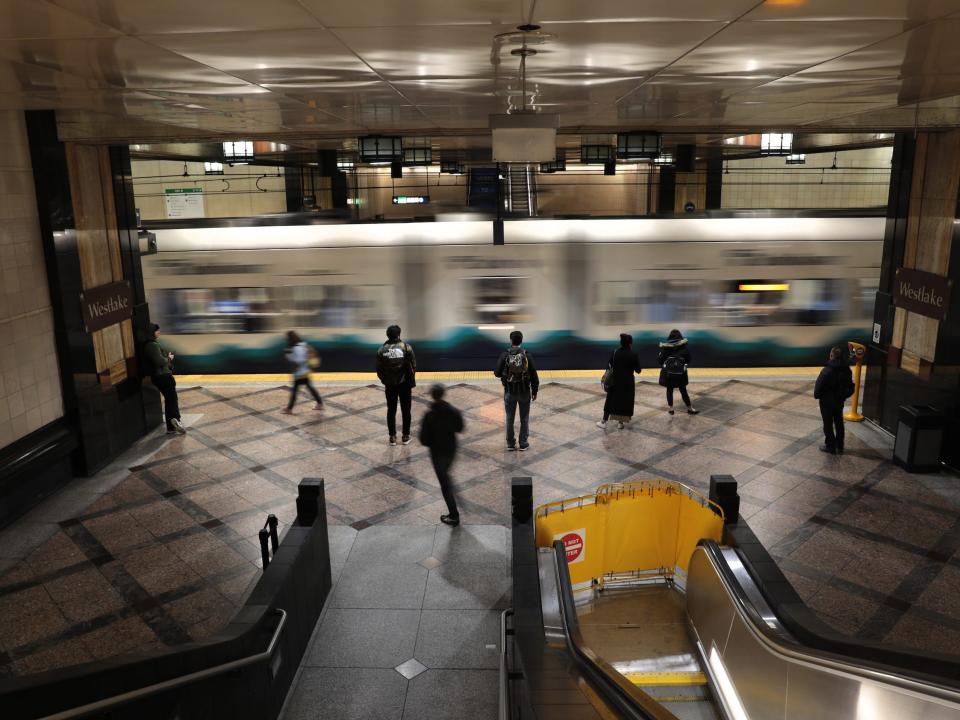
663, 354, 686, 376
504, 347, 529, 387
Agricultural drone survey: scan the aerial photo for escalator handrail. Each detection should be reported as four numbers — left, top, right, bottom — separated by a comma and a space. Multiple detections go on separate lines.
551, 542, 678, 720
697, 541, 960, 703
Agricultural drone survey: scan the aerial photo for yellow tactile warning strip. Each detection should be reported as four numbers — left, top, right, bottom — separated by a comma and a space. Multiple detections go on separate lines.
624, 671, 708, 686
174, 367, 822, 384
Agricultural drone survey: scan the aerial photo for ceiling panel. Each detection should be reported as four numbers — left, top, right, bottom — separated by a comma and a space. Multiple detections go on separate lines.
0, 0, 118, 39
48, 0, 323, 35
743, 0, 960, 23
0, 57, 96, 92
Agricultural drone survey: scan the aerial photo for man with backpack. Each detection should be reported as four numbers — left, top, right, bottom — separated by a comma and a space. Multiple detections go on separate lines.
494, 330, 539, 451
376, 324, 417, 445
813, 346, 855, 455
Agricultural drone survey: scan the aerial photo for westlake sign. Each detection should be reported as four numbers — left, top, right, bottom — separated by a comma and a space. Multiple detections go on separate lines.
80, 281, 133, 333
894, 267, 952, 320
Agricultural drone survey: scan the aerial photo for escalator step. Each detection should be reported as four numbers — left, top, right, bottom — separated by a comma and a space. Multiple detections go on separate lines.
623, 671, 707, 686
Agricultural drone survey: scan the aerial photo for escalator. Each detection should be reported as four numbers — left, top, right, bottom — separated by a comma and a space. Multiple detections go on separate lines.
517, 480, 960, 720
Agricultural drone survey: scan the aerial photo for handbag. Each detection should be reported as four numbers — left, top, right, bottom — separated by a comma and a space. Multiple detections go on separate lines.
601, 348, 618, 391
307, 346, 321, 370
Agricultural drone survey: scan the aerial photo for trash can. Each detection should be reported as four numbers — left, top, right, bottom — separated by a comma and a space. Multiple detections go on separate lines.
893, 405, 944, 473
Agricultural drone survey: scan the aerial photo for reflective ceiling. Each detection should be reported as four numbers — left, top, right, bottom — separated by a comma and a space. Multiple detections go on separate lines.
2, 0, 960, 143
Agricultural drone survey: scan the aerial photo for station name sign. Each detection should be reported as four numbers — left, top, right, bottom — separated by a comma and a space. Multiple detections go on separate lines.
80, 281, 133, 333
893, 267, 952, 320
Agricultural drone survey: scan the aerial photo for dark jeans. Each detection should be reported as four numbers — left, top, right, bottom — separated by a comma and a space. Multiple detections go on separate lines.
288, 376, 322, 410
431, 451, 459, 518
152, 374, 180, 430
820, 401, 844, 452
666, 386, 691, 407
504, 390, 531, 446
385, 382, 412, 437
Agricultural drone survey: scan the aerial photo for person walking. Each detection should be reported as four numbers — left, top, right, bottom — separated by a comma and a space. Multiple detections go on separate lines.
814, 346, 855, 454
597, 333, 642, 430
658, 329, 699, 415
419, 384, 465, 526
494, 330, 539, 451
145, 323, 185, 434
377, 324, 417, 445
283, 331, 322, 414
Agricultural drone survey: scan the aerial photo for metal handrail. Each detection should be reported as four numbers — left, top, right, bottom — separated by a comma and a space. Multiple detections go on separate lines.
38, 608, 287, 720
498, 608, 514, 720
699, 542, 960, 704
535, 478, 724, 522
551, 542, 677, 720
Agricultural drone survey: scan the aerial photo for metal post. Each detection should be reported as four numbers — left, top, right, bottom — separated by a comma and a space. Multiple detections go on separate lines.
845, 341, 866, 422
258, 528, 271, 569
267, 514, 279, 552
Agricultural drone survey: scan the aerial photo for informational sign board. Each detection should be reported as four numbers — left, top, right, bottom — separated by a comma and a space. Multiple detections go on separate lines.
164, 187, 205, 219
893, 267, 952, 320
79, 281, 133, 333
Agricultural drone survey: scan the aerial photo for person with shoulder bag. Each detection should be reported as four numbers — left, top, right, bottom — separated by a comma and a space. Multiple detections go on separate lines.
145, 323, 185, 434
376, 324, 417, 445
283, 331, 323, 414
598, 333, 642, 429
658, 329, 698, 415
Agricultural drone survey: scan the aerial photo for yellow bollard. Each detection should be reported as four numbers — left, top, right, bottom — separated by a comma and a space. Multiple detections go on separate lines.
844, 341, 866, 422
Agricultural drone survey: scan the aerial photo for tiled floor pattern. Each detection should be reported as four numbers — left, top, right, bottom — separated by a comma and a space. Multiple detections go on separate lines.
0, 377, 958, 681
279, 524, 506, 720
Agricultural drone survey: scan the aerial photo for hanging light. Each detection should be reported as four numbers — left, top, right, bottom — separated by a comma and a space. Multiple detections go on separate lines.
336, 153, 355, 170
204, 161, 224, 175
785, 154, 805, 165
654, 153, 675, 166
759, 132, 793, 156
223, 140, 254, 165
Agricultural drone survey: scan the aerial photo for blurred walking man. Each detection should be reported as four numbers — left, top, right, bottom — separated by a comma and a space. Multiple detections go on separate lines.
419, 384, 464, 526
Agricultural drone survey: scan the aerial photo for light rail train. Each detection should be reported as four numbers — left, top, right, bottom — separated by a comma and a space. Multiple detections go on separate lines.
142, 214, 884, 372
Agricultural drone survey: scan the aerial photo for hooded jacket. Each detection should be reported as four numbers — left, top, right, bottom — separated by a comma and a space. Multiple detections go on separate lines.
658, 337, 690, 388
814, 357, 854, 406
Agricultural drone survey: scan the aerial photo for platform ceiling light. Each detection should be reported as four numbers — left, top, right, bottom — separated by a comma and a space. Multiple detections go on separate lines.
359, 135, 402, 165
392, 195, 429, 205
654, 153, 675, 166
441, 160, 465, 174
222, 140, 254, 165
759, 132, 793, 156
336, 153, 355, 170
403, 147, 433, 166
739, 283, 790, 292
204, 161, 224, 175
617, 131, 662, 159
785, 153, 806, 165
580, 144, 614, 164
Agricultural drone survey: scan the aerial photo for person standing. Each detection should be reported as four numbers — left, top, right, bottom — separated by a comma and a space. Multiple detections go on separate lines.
377, 324, 417, 445
814, 346, 855, 454
419, 384, 465, 526
597, 333, 642, 429
658, 329, 699, 415
145, 323, 185, 434
494, 330, 539, 451
283, 331, 322, 414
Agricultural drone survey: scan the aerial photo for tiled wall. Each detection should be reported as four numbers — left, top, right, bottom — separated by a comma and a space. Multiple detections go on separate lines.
132, 159, 287, 220
722, 146, 893, 209
0, 111, 63, 450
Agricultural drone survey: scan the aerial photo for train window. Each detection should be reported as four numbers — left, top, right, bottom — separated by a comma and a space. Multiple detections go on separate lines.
290, 285, 392, 329
461, 276, 532, 326
149, 287, 278, 334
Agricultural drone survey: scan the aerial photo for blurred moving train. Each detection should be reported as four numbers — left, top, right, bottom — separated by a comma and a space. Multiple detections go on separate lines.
142, 214, 884, 372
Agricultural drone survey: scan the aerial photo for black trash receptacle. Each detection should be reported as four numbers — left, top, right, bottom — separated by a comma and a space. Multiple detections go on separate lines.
893, 405, 944, 473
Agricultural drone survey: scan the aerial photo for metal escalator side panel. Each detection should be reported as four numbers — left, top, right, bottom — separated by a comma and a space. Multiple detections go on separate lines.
686, 544, 960, 720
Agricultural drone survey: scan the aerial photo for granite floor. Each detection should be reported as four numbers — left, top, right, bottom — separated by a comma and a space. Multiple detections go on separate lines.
0, 375, 958, 681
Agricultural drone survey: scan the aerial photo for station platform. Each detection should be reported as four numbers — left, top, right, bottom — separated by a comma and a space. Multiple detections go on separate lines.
0, 372, 957, 704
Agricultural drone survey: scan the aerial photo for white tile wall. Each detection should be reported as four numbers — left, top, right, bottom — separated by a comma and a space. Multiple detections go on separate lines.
722, 147, 893, 209
0, 111, 63, 450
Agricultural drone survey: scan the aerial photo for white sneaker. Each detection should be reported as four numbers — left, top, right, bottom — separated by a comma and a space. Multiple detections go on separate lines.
171, 418, 186, 434
596, 421, 607, 429
617, 421, 625, 429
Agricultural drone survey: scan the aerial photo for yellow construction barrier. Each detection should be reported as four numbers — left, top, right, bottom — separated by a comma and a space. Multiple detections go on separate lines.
534, 480, 724, 587
845, 341, 866, 422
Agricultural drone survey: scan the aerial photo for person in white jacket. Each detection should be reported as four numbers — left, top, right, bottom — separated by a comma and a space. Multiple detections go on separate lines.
283, 331, 322, 414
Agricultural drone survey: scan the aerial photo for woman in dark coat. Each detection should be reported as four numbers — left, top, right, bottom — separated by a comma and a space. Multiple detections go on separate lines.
597, 334, 642, 429
658, 329, 699, 415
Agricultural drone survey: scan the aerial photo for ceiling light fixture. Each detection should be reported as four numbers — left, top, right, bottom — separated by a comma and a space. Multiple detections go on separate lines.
785, 154, 805, 165
204, 161, 224, 175
654, 153, 675, 166
223, 140, 254, 165
759, 132, 793, 156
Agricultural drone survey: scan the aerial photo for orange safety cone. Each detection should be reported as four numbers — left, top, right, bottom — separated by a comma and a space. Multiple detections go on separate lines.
844, 341, 866, 422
